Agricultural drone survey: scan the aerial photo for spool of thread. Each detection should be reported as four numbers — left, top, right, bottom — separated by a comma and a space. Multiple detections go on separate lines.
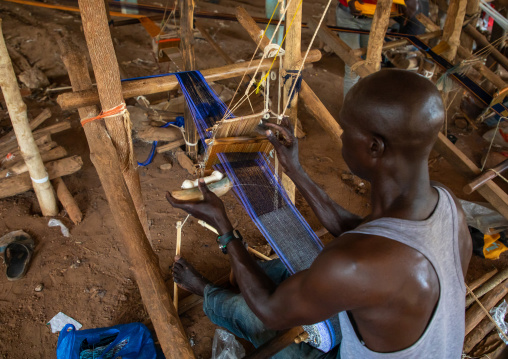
181, 170, 223, 189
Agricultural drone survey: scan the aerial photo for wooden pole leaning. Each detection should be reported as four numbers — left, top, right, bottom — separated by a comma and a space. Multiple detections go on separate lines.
0, 19, 58, 216
180, 0, 198, 160
364, 0, 393, 72
441, 0, 468, 62
464, 24, 508, 72
58, 36, 194, 359
235, 7, 343, 146
281, 0, 303, 203
78, 0, 150, 240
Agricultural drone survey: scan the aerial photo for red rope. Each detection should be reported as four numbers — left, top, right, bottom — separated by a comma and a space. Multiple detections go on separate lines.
80, 103, 127, 126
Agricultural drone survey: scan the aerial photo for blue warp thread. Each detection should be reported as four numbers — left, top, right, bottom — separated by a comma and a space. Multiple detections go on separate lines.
282, 70, 302, 108
137, 116, 185, 167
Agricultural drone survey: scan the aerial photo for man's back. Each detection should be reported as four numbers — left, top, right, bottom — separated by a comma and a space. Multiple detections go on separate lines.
335, 185, 468, 357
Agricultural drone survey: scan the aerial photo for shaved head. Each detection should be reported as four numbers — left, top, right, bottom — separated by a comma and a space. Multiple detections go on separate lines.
340, 69, 444, 158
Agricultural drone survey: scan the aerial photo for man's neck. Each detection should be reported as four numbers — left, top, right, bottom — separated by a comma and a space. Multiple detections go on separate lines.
369, 162, 438, 222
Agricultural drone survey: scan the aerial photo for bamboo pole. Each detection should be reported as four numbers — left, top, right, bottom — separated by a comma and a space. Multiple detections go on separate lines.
180, 0, 198, 160
57, 50, 322, 111
77, 0, 150, 240
0, 19, 58, 216
58, 36, 194, 359
364, 0, 393, 72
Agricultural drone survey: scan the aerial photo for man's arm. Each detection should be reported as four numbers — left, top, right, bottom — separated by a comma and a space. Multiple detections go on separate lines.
166, 182, 386, 329
265, 123, 363, 236
225, 234, 377, 329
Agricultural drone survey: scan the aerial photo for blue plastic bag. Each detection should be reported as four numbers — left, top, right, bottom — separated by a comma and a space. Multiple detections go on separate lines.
56, 322, 158, 359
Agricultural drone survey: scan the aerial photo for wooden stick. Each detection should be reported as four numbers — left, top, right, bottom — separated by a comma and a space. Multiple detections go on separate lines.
463, 316, 496, 353
0, 146, 67, 178
464, 159, 508, 194
0, 19, 58, 216
57, 50, 322, 111
180, 0, 197, 160
175, 148, 196, 175
52, 177, 83, 224
468, 268, 499, 292
1, 140, 57, 170
365, 0, 393, 72
352, 31, 442, 57
464, 24, 508, 72
58, 36, 194, 359
466, 267, 508, 307
195, 22, 235, 65
0, 122, 70, 157
441, 0, 468, 61
465, 279, 508, 335
78, 0, 150, 241
0, 108, 51, 146
0, 156, 83, 199
417, 14, 507, 91
174, 221, 182, 310
157, 139, 186, 154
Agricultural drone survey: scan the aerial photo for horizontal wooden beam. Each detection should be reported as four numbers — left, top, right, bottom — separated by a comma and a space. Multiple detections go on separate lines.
57, 50, 322, 111
0, 156, 83, 199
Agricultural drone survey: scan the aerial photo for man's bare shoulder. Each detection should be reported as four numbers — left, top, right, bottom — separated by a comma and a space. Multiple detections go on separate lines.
306, 232, 427, 310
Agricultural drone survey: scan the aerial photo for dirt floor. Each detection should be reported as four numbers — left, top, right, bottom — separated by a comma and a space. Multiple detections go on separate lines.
0, 0, 508, 358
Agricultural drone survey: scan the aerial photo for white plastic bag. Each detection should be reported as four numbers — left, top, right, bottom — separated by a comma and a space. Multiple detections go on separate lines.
491, 300, 508, 345
212, 329, 245, 359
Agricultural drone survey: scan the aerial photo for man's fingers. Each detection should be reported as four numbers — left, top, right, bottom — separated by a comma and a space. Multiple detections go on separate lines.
166, 192, 193, 212
265, 129, 284, 152
198, 179, 212, 198
265, 123, 294, 146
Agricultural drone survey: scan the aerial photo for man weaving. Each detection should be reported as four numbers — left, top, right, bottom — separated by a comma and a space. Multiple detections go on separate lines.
166, 70, 472, 358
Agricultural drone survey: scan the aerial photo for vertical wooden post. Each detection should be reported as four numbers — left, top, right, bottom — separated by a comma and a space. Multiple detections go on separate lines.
77, 0, 151, 240
0, 19, 58, 217
282, 0, 302, 203
365, 0, 393, 72
460, 0, 480, 54
180, 0, 198, 160
58, 36, 195, 359
442, 0, 468, 61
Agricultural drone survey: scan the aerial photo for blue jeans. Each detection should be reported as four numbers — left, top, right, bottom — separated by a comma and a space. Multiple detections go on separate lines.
203, 259, 340, 358
335, 5, 373, 97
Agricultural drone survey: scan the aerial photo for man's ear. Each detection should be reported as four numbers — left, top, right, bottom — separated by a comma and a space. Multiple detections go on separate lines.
370, 135, 385, 158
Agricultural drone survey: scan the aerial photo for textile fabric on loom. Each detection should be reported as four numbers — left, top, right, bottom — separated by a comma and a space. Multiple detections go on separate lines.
176, 70, 341, 352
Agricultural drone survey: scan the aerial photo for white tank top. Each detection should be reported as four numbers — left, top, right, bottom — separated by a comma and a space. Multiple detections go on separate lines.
338, 186, 466, 359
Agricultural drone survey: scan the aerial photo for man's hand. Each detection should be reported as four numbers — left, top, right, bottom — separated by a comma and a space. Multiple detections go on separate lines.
265, 122, 302, 177
166, 179, 233, 235
348, 0, 365, 16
